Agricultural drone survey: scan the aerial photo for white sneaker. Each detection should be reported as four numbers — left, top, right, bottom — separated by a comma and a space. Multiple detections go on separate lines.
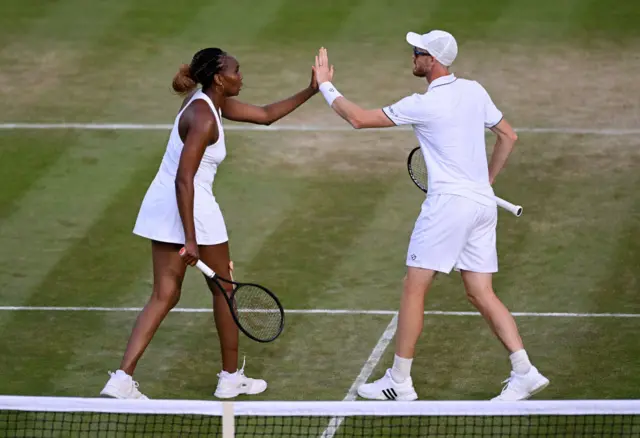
100, 370, 149, 400
213, 360, 267, 399
357, 369, 418, 401
492, 366, 549, 401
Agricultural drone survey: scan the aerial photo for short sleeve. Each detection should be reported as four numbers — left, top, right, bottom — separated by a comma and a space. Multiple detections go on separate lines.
482, 87, 503, 128
382, 94, 430, 126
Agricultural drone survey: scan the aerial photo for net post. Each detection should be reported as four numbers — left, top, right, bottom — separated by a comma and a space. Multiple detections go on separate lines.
222, 401, 235, 438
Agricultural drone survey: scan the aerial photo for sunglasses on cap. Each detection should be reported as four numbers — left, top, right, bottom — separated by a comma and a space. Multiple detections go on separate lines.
413, 47, 431, 57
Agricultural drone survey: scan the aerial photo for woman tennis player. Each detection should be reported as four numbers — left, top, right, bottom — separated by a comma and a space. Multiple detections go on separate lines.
100, 48, 319, 399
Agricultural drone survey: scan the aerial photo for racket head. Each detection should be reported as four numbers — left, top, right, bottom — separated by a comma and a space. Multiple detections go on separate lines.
205, 275, 285, 343
231, 282, 285, 343
407, 146, 428, 193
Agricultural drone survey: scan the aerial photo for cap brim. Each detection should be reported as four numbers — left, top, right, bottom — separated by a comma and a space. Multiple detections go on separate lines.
406, 32, 426, 51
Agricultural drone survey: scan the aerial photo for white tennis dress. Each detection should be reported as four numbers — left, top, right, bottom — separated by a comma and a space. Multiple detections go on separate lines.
133, 90, 228, 245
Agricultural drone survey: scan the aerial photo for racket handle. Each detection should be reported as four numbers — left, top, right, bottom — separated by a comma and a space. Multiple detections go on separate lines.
194, 260, 215, 277
495, 197, 523, 217
179, 247, 216, 277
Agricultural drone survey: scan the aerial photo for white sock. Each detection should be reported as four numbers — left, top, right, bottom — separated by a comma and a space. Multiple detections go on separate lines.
390, 354, 413, 383
115, 370, 130, 379
220, 370, 238, 379
510, 349, 532, 375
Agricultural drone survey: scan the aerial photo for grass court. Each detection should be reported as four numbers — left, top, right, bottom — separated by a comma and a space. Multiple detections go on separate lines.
1, 0, 639, 415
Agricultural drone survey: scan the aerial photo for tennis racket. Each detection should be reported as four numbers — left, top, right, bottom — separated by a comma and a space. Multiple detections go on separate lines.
180, 248, 285, 343
407, 147, 523, 217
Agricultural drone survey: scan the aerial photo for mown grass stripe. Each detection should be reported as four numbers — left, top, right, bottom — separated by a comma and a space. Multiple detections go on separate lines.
241, 174, 399, 307
14, 0, 216, 123
572, 0, 640, 42
594, 179, 640, 310
303, 176, 418, 311
485, 0, 584, 43
331, 0, 438, 43
0, 0, 63, 49
0, 133, 72, 220
421, 0, 512, 41
0, 133, 161, 305
258, 0, 367, 46
174, 0, 287, 47
2, 307, 640, 318
0, 0, 126, 47
0, 0, 133, 122
0, 144, 166, 395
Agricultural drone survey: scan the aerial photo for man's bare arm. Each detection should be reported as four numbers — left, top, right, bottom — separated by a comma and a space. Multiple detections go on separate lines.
488, 119, 518, 184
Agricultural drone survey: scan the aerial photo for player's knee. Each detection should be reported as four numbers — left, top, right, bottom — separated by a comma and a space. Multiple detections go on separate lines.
152, 282, 182, 309
465, 289, 479, 306
403, 277, 427, 297
403, 268, 435, 296
465, 285, 495, 305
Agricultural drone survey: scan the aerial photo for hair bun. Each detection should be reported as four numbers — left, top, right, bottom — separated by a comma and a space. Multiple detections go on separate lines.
172, 63, 197, 94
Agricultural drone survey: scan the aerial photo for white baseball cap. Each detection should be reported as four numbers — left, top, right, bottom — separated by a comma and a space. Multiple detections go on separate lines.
406, 30, 458, 66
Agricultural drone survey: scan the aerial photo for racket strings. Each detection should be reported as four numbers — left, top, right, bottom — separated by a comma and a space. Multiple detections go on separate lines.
409, 149, 428, 191
233, 285, 283, 341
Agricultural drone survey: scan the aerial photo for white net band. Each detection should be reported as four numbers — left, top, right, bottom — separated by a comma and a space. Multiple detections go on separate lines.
2, 396, 640, 416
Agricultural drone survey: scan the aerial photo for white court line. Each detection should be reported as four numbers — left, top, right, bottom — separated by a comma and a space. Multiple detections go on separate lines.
321, 313, 399, 438
1, 123, 640, 135
0, 306, 639, 318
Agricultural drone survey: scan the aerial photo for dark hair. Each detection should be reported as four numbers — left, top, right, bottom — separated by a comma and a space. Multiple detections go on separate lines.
172, 48, 227, 94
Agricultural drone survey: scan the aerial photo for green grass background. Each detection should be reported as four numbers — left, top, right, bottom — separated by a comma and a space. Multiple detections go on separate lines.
0, 0, 639, 409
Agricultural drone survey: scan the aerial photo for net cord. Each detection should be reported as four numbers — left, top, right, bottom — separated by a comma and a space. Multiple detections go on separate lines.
2, 396, 640, 417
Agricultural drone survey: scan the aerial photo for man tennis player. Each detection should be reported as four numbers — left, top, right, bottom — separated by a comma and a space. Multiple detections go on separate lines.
312, 31, 549, 401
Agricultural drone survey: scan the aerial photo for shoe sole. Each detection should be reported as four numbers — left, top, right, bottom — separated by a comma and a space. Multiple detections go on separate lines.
100, 386, 149, 400
527, 378, 550, 399
99, 388, 121, 399
492, 378, 550, 401
214, 385, 268, 399
357, 390, 418, 401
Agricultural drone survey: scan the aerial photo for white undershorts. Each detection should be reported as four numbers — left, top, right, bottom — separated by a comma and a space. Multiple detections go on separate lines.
406, 194, 498, 274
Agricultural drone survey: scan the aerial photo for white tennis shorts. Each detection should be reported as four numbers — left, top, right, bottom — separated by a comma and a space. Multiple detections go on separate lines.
406, 194, 498, 274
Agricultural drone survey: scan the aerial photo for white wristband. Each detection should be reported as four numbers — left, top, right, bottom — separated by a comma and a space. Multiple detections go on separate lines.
319, 82, 343, 107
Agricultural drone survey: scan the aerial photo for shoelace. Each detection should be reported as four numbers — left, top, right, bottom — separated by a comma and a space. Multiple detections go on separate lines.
237, 356, 246, 377
498, 372, 515, 394
217, 356, 248, 379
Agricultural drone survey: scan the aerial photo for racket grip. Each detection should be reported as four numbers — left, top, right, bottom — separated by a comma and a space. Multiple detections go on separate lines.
179, 247, 216, 277
495, 197, 523, 217
194, 260, 216, 278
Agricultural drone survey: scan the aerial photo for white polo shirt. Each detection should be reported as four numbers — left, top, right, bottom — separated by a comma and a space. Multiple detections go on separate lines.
383, 74, 503, 206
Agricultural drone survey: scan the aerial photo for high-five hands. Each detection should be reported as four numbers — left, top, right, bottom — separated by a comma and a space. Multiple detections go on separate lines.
313, 47, 334, 85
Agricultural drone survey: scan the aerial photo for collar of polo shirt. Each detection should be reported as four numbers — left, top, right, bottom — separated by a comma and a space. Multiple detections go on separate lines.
427, 74, 457, 91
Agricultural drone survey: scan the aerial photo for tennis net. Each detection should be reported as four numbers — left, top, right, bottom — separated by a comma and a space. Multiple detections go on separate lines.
1, 396, 640, 437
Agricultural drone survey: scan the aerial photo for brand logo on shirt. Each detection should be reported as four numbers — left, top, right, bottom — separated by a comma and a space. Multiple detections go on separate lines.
410, 254, 417, 261
388, 106, 398, 117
